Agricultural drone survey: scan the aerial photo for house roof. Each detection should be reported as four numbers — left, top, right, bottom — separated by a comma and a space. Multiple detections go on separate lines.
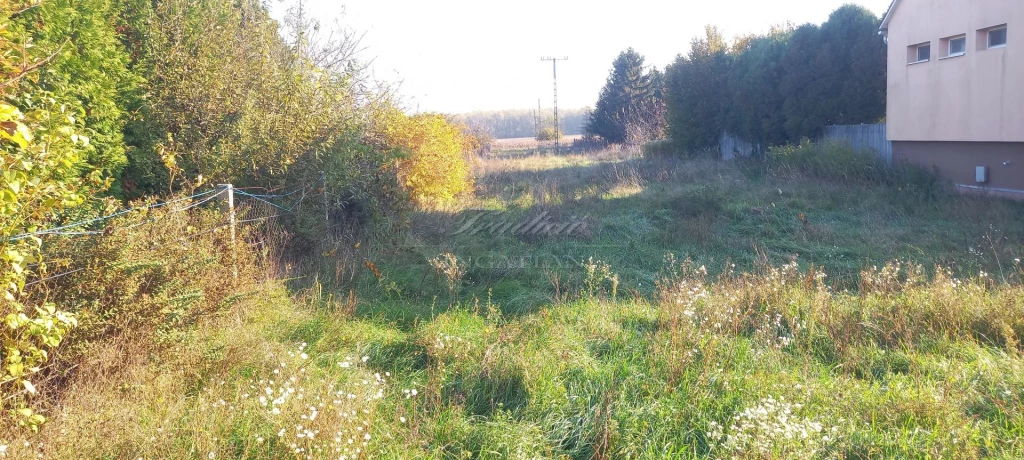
880, 0, 901, 31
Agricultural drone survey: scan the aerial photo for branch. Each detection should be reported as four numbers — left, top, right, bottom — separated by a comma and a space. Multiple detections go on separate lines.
8, 1, 41, 17
0, 39, 68, 90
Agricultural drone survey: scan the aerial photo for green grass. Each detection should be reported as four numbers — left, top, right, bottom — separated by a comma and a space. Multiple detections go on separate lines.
338, 146, 1024, 318
11, 144, 1024, 458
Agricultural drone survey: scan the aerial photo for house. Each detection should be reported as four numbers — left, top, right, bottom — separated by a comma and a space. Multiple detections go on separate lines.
880, 0, 1023, 197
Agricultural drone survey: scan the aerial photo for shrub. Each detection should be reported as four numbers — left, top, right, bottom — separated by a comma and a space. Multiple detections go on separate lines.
766, 140, 890, 183
0, 97, 102, 429
641, 139, 679, 157
536, 126, 561, 142
376, 110, 474, 205
9, 192, 275, 432
655, 256, 1024, 372
38, 203, 260, 349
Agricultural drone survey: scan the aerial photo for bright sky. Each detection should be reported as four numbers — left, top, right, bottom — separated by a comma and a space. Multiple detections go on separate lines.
269, 0, 893, 114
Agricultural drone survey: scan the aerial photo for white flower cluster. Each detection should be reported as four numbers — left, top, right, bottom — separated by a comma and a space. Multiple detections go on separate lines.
0, 439, 43, 458
430, 332, 473, 360
708, 396, 836, 457
201, 343, 388, 460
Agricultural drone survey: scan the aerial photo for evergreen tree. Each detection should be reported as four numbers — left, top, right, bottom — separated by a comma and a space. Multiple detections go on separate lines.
727, 27, 792, 147
781, 5, 885, 140
586, 48, 663, 145
665, 26, 732, 152
12, 0, 139, 192
779, 24, 830, 140
820, 5, 887, 126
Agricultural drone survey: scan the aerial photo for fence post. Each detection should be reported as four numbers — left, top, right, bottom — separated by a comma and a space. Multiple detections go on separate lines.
220, 183, 238, 281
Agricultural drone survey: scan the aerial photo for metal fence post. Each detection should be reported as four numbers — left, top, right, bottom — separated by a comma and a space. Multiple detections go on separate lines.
220, 183, 238, 281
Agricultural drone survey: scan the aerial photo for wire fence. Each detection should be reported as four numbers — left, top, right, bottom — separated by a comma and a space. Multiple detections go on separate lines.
5, 182, 314, 288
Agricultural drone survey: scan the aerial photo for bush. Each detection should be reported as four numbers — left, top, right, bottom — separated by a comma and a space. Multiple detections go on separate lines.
0, 97, 103, 429
766, 140, 889, 182
642, 139, 681, 157
375, 110, 474, 205
536, 127, 561, 142
7, 192, 276, 431
39, 203, 261, 349
655, 257, 1024, 368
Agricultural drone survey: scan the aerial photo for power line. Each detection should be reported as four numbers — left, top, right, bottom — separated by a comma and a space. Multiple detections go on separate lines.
541, 56, 568, 154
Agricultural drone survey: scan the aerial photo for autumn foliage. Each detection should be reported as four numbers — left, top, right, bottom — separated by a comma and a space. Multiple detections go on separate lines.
375, 110, 475, 205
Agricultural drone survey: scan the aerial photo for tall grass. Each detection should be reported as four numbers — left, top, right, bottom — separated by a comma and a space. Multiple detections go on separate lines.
3, 143, 1024, 458
765, 140, 943, 197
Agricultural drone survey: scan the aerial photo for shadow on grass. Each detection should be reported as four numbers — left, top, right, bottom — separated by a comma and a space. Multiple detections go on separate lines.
290, 155, 1024, 327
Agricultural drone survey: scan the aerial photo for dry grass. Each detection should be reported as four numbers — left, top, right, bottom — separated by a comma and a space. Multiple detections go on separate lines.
5, 143, 1024, 458
489, 135, 585, 152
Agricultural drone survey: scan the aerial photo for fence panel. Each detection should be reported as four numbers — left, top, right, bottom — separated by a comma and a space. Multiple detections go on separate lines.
720, 132, 761, 160
823, 124, 892, 165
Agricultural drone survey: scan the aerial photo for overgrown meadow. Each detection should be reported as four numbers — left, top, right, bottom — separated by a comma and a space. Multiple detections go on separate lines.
4, 142, 1024, 459
4, 0, 1024, 458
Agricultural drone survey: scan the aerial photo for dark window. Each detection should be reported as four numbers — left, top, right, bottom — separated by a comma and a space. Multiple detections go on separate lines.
917, 44, 931, 62
949, 37, 966, 56
989, 27, 1007, 48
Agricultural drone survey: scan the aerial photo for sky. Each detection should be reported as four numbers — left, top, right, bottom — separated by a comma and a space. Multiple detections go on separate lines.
268, 0, 893, 114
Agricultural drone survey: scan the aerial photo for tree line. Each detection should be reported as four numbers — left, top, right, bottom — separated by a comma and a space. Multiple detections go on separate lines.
455, 108, 590, 139
586, 4, 886, 152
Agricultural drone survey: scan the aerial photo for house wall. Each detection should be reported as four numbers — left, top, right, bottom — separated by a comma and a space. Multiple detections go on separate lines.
885, 0, 1024, 142
893, 141, 1024, 195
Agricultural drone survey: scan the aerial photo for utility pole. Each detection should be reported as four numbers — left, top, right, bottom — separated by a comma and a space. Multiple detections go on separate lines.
541, 56, 568, 154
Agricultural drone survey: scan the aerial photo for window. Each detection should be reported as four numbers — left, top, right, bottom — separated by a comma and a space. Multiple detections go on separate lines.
989, 26, 1007, 48
916, 43, 930, 62
908, 42, 931, 64
949, 36, 966, 56
940, 35, 967, 58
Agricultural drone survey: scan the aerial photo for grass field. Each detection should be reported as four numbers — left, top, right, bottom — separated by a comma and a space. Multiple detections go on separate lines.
351, 146, 1024, 322
9, 144, 1024, 458
488, 135, 587, 157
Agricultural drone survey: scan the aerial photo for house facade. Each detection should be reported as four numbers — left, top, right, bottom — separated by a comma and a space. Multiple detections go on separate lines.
881, 0, 1024, 196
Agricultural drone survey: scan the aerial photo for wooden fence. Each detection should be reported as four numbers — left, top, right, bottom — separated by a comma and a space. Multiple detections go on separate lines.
823, 123, 892, 165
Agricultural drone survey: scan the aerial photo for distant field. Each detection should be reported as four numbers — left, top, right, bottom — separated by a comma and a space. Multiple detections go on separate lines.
491, 135, 585, 152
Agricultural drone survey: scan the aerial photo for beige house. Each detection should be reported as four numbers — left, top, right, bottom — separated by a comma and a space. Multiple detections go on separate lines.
881, 0, 1023, 196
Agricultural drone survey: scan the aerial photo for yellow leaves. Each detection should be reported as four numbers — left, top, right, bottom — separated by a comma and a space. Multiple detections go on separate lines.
14, 406, 45, 432
0, 95, 88, 430
379, 112, 473, 205
0, 103, 32, 149
0, 102, 23, 121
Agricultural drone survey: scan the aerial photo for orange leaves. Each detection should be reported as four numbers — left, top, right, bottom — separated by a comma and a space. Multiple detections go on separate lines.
363, 259, 382, 279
